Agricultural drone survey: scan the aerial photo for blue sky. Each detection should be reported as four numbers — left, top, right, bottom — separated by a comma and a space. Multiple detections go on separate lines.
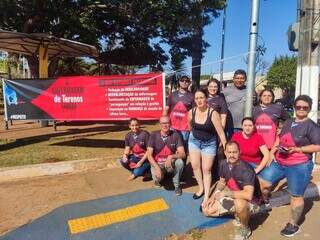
180, 0, 298, 75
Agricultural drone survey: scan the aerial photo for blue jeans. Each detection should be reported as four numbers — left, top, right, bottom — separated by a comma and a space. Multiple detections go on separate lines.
225, 127, 242, 140
188, 132, 217, 156
259, 160, 314, 196
173, 130, 189, 154
248, 162, 257, 169
179, 130, 190, 143
119, 155, 150, 177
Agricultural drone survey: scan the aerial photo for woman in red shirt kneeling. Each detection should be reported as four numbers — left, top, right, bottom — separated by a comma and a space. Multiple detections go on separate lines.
231, 117, 270, 174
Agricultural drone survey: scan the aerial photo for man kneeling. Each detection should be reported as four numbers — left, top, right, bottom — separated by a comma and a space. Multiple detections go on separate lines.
202, 141, 261, 240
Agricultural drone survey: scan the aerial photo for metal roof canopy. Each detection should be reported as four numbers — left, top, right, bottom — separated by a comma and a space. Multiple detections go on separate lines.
0, 30, 99, 59
0, 30, 100, 128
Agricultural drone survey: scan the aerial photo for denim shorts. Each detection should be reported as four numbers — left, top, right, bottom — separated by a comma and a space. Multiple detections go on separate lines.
259, 160, 314, 197
188, 132, 217, 156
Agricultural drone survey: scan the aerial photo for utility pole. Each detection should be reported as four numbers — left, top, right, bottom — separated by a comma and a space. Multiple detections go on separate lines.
295, 0, 320, 123
219, 5, 227, 87
245, 0, 260, 117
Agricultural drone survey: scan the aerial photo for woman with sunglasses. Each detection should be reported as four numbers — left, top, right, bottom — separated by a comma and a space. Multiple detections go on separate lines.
188, 89, 227, 208
253, 88, 288, 149
258, 95, 320, 237
163, 75, 194, 147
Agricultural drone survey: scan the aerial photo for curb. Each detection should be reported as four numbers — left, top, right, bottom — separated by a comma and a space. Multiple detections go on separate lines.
0, 158, 120, 182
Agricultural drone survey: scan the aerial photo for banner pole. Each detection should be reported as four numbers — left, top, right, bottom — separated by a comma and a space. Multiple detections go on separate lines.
2, 79, 9, 129
162, 72, 166, 114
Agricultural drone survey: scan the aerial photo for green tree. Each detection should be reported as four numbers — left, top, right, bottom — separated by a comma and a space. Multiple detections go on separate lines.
0, 0, 101, 77
266, 55, 297, 93
0, 58, 6, 74
0, 1, 170, 76
161, 0, 226, 89
0, 0, 225, 79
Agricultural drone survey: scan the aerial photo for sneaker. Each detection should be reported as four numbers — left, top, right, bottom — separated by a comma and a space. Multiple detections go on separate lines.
232, 216, 241, 227
154, 181, 161, 188
174, 187, 182, 196
234, 225, 251, 240
142, 172, 152, 182
280, 223, 300, 237
249, 203, 261, 215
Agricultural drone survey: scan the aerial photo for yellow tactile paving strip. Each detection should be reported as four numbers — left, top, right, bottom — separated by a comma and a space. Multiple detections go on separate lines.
68, 198, 169, 234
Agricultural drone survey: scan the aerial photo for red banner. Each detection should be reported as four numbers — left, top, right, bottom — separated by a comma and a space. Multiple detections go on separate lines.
3, 73, 164, 120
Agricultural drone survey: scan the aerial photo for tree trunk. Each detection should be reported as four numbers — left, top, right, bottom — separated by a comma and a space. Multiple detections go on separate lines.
48, 58, 59, 78
25, 56, 38, 78
23, 14, 43, 78
191, 29, 203, 91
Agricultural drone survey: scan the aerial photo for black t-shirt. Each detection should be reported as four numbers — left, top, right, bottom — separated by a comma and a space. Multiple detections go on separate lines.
147, 130, 184, 164
219, 159, 260, 198
166, 90, 194, 131
124, 130, 149, 157
207, 94, 228, 115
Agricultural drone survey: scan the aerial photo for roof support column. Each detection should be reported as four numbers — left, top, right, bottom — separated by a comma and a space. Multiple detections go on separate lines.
38, 44, 49, 127
39, 44, 48, 78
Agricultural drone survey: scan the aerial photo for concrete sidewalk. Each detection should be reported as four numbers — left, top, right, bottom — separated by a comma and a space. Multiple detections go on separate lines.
0, 157, 119, 182
0, 164, 320, 239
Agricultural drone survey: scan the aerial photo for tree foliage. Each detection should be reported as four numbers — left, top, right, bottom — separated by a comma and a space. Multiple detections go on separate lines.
160, 0, 225, 88
0, 0, 225, 80
244, 44, 269, 75
266, 55, 297, 92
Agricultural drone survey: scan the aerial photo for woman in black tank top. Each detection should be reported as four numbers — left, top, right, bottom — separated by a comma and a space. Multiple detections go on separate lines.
188, 89, 227, 208
191, 107, 216, 141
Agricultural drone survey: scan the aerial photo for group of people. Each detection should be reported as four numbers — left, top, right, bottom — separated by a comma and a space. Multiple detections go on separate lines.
119, 70, 320, 240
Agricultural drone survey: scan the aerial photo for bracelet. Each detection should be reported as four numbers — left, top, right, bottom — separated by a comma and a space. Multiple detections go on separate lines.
300, 147, 303, 153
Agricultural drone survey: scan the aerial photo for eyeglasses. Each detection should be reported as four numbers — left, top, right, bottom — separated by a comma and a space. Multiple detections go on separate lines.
180, 79, 190, 83
294, 105, 310, 111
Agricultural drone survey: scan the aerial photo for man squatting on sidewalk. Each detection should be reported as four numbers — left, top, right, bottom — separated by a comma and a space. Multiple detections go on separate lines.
202, 141, 262, 240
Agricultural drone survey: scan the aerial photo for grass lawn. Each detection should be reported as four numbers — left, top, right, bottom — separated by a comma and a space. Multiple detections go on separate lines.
0, 121, 159, 168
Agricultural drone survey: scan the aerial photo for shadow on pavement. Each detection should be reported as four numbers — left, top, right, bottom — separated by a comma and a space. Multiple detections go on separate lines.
50, 138, 124, 148
0, 124, 128, 151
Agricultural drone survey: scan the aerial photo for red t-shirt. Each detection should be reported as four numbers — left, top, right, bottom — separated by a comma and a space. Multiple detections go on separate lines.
232, 132, 266, 164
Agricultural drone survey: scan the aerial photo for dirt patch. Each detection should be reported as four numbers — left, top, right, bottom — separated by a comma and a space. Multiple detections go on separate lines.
165, 229, 205, 240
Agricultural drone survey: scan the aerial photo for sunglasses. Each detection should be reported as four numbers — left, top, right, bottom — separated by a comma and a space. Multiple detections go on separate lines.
294, 105, 310, 111
180, 79, 190, 83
